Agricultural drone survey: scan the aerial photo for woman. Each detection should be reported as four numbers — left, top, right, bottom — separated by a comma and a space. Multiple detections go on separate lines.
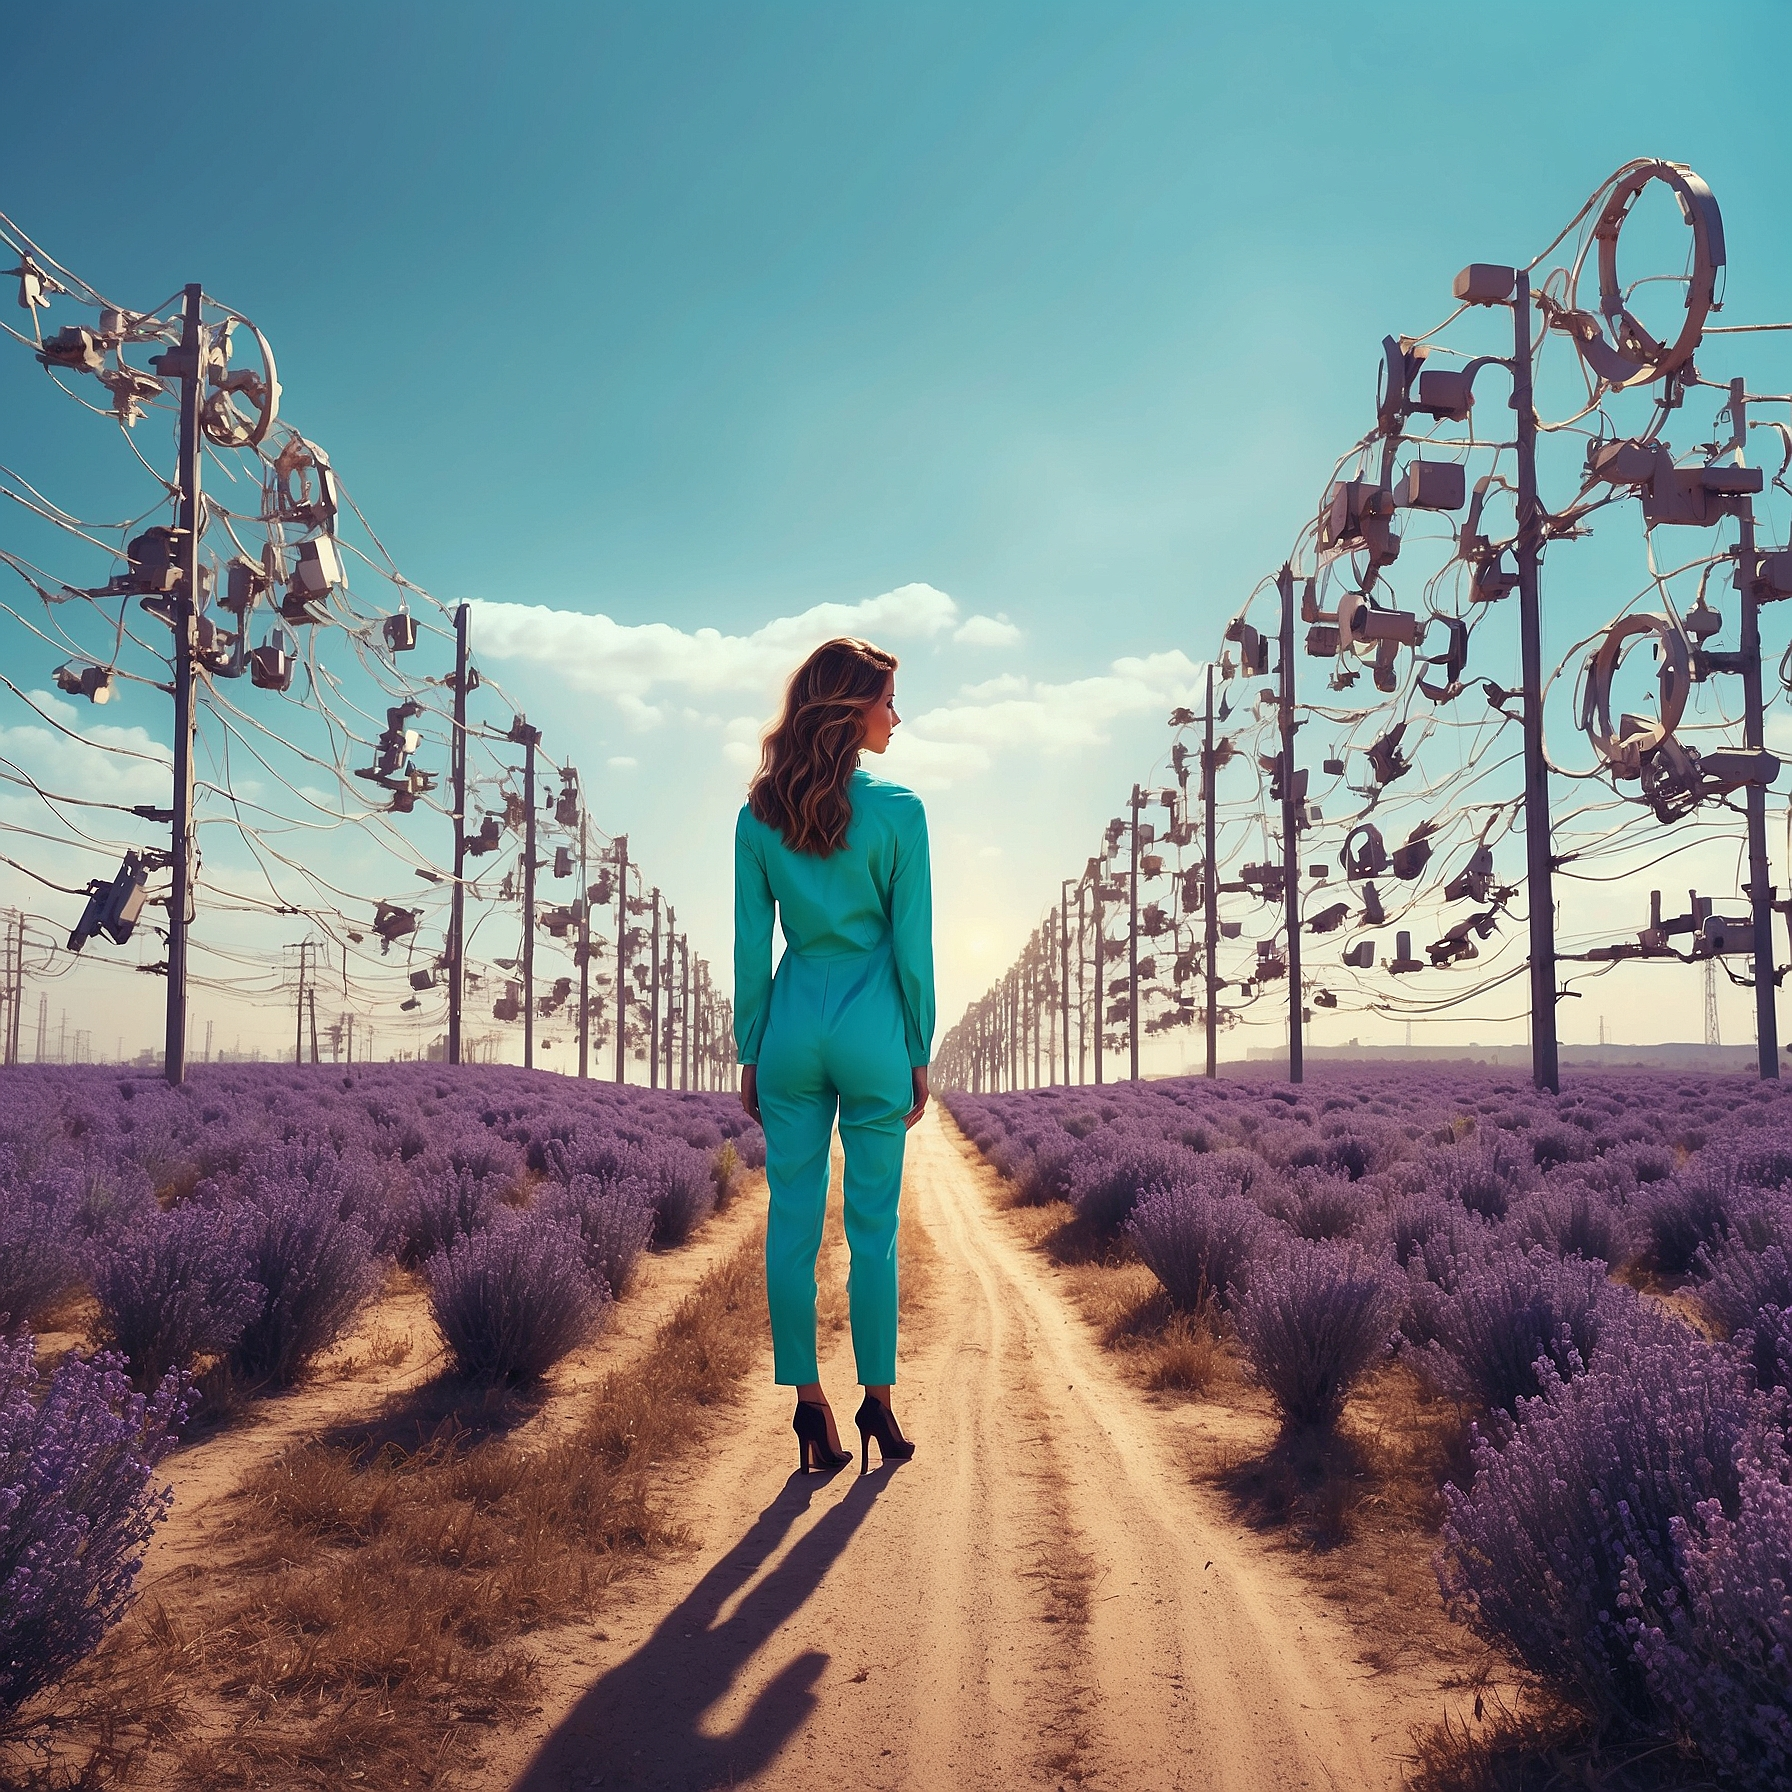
734, 637, 934, 1475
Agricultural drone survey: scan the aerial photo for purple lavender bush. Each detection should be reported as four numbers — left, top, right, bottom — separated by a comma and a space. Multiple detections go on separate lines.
1415, 1246, 1621, 1417
537, 1173, 655, 1296
644, 1141, 719, 1247
1260, 1167, 1364, 1241
1382, 1191, 1486, 1282
1380, 1192, 1488, 1345
0, 1167, 84, 1333
428, 1209, 610, 1381
1231, 1240, 1399, 1430
0, 1333, 186, 1718
93, 1201, 263, 1389
1642, 1159, 1744, 1274
1065, 1132, 1205, 1232
542, 1135, 716, 1248
1695, 1231, 1792, 1338
228, 1143, 382, 1386
1438, 1316, 1771, 1726
1629, 1448, 1792, 1780
1013, 1134, 1077, 1206
1502, 1183, 1635, 1267
1418, 1130, 1536, 1221
387, 1165, 500, 1268
1126, 1179, 1266, 1311
1733, 1304, 1792, 1396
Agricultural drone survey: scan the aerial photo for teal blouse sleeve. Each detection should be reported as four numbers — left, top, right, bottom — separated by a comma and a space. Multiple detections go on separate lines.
889, 796, 935, 1067
733, 808, 774, 1065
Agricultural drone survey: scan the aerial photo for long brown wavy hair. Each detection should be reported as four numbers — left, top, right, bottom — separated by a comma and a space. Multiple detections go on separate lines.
749, 637, 898, 856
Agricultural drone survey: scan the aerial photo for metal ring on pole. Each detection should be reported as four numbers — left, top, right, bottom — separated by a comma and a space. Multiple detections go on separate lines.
1579, 610, 1691, 780
201, 313, 280, 449
1557, 160, 1723, 390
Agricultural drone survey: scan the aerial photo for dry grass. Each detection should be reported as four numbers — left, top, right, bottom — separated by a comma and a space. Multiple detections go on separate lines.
6, 1240, 770, 1791
1407, 1692, 1720, 1792
993, 1190, 1226, 1398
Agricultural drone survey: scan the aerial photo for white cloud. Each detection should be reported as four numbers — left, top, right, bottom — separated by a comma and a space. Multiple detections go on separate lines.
467, 583, 960, 715
958, 674, 1028, 700
606, 756, 637, 770
879, 733, 991, 790
953, 612, 1022, 647
465, 588, 1204, 797
905, 650, 1207, 762
0, 692, 172, 810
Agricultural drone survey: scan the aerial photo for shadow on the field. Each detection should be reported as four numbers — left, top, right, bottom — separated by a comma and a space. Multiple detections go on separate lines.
513, 1465, 893, 1791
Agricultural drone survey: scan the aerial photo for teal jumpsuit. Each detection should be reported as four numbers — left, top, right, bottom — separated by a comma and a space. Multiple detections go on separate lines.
734, 769, 934, 1388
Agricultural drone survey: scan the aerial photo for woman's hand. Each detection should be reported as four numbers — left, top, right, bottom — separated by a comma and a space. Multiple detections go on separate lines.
905, 1066, 930, 1130
741, 1064, 761, 1124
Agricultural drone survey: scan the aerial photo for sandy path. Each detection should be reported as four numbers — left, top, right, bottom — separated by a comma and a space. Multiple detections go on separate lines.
499, 1110, 1403, 1791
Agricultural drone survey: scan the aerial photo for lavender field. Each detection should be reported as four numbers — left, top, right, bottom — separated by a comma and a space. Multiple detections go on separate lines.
943, 1069, 1792, 1787
0, 1063, 764, 1752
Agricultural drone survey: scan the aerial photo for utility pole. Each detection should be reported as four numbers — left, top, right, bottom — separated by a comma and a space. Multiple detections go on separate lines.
448, 602, 470, 1066
681, 933, 691, 1090
1278, 564, 1303, 1084
1129, 783, 1142, 1082
1093, 853, 1104, 1086
613, 835, 629, 1083
1059, 880, 1072, 1084
1077, 872, 1089, 1085
308, 983, 319, 1064
577, 808, 591, 1079
0, 911, 16, 1068
511, 717, 540, 1071
663, 906, 675, 1090
164, 284, 203, 1088
1512, 268, 1559, 1094
1728, 378, 1779, 1078
694, 957, 707, 1089
34, 993, 46, 1066
295, 941, 308, 1065
1204, 662, 1219, 1080
2, 913, 13, 1068
649, 890, 662, 1089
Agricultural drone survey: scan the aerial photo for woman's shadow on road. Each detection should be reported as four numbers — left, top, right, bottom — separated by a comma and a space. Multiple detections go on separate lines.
513, 1464, 893, 1791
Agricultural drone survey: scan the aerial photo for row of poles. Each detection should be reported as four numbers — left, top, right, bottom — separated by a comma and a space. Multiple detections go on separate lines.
940, 679, 1221, 1095
441, 613, 737, 1091
142, 286, 735, 1090
940, 209, 1783, 1095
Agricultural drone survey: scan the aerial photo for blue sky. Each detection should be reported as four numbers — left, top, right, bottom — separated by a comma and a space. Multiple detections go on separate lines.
4, 2, 1792, 1065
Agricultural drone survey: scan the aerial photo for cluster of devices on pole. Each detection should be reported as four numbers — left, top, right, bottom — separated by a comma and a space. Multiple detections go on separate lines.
937, 157, 1792, 1093
9, 224, 731, 1089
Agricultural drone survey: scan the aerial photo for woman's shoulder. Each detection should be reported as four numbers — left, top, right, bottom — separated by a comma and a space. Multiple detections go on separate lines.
852, 768, 926, 831
856, 774, 931, 817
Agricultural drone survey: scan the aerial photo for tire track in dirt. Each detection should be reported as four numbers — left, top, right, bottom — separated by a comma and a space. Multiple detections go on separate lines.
499, 1110, 1400, 1791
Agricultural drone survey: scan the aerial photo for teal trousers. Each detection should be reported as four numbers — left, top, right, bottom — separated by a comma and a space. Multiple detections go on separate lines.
756, 939, 911, 1387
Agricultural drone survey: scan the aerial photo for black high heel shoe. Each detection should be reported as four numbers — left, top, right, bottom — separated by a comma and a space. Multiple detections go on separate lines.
792, 1399, 852, 1475
854, 1393, 916, 1472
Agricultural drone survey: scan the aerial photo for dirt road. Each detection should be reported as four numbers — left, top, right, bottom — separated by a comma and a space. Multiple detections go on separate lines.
502, 1110, 1409, 1791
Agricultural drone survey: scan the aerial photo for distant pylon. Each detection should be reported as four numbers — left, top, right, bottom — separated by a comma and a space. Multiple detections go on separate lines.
1705, 959, 1722, 1048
